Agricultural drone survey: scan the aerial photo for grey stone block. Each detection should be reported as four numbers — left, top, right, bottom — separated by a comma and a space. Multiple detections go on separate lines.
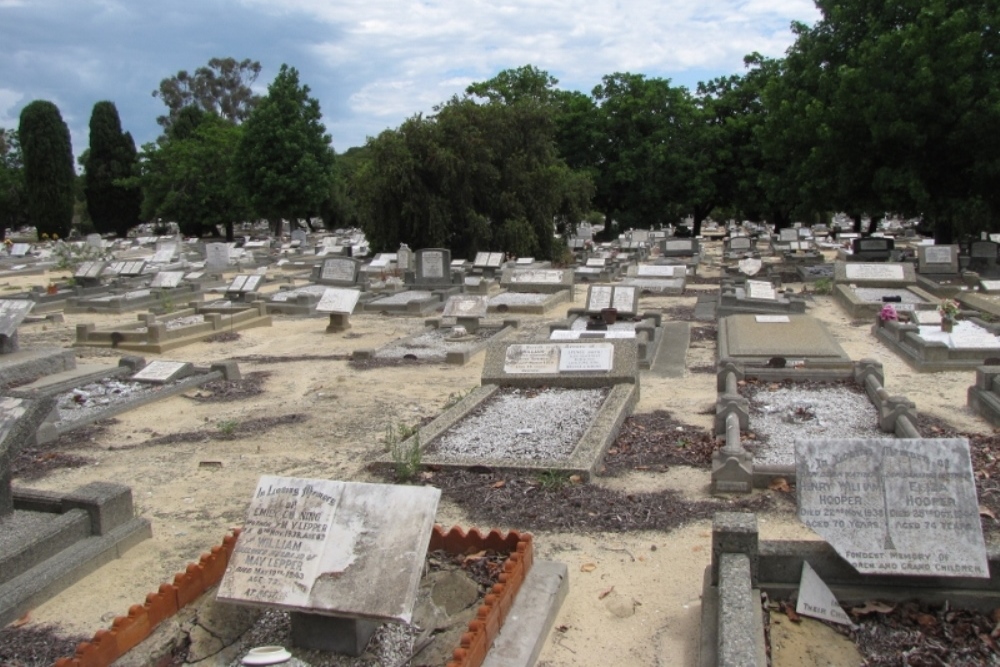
290, 613, 379, 655
713, 513, 758, 586
62, 482, 135, 535
717, 553, 762, 667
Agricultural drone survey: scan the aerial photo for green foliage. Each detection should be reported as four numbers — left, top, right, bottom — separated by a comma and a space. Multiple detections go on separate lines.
384, 423, 421, 482
0, 128, 27, 238
84, 102, 142, 238
154, 57, 261, 130
136, 114, 250, 240
52, 240, 110, 273
355, 67, 592, 260
535, 470, 570, 490
18, 101, 74, 239
443, 387, 475, 410
812, 277, 833, 295
236, 64, 334, 232
217, 419, 238, 436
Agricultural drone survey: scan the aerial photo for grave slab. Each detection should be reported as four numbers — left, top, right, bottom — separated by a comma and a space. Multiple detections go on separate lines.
718, 315, 850, 364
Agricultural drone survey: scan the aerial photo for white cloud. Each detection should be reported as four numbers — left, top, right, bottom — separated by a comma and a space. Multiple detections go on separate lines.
0, 88, 24, 128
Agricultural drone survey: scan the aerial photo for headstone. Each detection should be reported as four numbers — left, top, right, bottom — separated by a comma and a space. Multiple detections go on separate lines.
131, 360, 191, 384
151, 247, 176, 264
217, 477, 441, 622
415, 248, 451, 283
503, 344, 561, 374
9, 243, 29, 257
779, 228, 799, 242
796, 438, 988, 578
205, 243, 231, 270
119, 261, 146, 276
918, 245, 959, 274
150, 271, 184, 288
509, 269, 565, 284
745, 280, 777, 301
396, 244, 412, 272
291, 229, 308, 245
85, 233, 103, 249
75, 261, 105, 280
843, 264, 905, 282
796, 562, 854, 627
315, 288, 361, 314
738, 258, 762, 276
728, 237, 752, 252
442, 295, 489, 319
636, 265, 685, 278
970, 240, 998, 259
319, 257, 360, 285
585, 285, 638, 316
227, 274, 263, 294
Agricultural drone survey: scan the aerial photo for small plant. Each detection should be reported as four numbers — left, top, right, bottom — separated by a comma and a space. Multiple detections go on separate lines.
879, 303, 898, 322
443, 387, 475, 410
813, 277, 833, 295
217, 419, 239, 436
385, 423, 422, 482
535, 470, 570, 490
160, 292, 175, 314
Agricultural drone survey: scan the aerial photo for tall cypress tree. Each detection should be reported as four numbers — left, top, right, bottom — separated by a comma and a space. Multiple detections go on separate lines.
84, 101, 141, 237
18, 101, 74, 239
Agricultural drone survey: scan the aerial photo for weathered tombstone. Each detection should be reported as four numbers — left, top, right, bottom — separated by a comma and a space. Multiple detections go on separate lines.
796, 562, 854, 627
443, 294, 489, 332
0, 300, 33, 354
738, 258, 762, 276
661, 238, 698, 257
584, 285, 638, 317
745, 280, 777, 301
778, 228, 799, 243
0, 396, 56, 516
414, 248, 452, 285
316, 257, 361, 287
796, 438, 988, 577
316, 287, 362, 332
85, 233, 103, 249
726, 236, 753, 254
226, 274, 263, 297
851, 237, 894, 261
396, 244, 412, 272
9, 243, 29, 257
217, 477, 441, 655
205, 243, 231, 271
290, 229, 308, 246
119, 260, 146, 277
130, 360, 192, 384
74, 260, 106, 284
636, 265, 685, 278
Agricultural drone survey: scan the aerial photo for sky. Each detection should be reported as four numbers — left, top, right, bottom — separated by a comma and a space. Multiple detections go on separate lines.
0, 0, 821, 160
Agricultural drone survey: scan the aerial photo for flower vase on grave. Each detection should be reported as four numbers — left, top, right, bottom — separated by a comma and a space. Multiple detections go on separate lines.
942, 316, 955, 333
601, 308, 618, 325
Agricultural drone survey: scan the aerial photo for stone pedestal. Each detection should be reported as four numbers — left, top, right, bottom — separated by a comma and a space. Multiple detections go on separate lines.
455, 315, 480, 333
326, 312, 351, 333
290, 612, 379, 655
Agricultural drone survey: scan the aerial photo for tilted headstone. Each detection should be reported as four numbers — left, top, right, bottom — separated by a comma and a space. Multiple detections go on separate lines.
0, 396, 55, 516
227, 274, 264, 294
218, 477, 441, 622
738, 258, 762, 276
796, 562, 854, 627
0, 300, 32, 354
315, 288, 361, 314
75, 261, 106, 280
796, 438, 988, 578
9, 243, 29, 257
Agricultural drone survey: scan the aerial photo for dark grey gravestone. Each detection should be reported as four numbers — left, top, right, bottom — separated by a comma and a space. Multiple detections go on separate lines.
796, 438, 988, 578
0, 396, 55, 516
415, 248, 452, 285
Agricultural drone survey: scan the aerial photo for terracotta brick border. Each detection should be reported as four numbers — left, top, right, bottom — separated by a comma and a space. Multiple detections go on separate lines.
48, 525, 532, 667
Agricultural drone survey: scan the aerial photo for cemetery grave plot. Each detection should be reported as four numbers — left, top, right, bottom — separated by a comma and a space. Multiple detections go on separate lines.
836, 285, 938, 319
739, 379, 884, 467
362, 289, 441, 315
264, 284, 345, 316
487, 290, 569, 314
874, 311, 1000, 371
64, 284, 203, 314
715, 279, 807, 317
717, 314, 853, 370
353, 320, 514, 366
73, 302, 272, 354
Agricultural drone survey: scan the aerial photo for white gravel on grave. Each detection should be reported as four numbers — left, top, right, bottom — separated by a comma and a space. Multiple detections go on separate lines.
488, 292, 549, 306
430, 386, 609, 462
369, 290, 434, 306
53, 378, 169, 426
746, 385, 884, 467
134, 314, 205, 334
917, 320, 1000, 349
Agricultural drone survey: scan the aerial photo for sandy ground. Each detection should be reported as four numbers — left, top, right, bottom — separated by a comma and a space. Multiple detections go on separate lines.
3, 244, 995, 667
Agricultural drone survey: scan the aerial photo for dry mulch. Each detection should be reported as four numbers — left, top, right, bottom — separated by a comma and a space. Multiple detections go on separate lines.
230, 353, 351, 364
204, 331, 242, 343
9, 419, 116, 480
689, 325, 717, 343
426, 469, 772, 533
183, 370, 271, 403
107, 413, 309, 450
603, 410, 718, 473
0, 623, 88, 667
661, 305, 697, 322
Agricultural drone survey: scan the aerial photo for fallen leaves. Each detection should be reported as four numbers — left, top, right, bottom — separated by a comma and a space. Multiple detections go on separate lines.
580, 563, 597, 573
850, 600, 896, 616
769, 477, 791, 493
598, 586, 615, 600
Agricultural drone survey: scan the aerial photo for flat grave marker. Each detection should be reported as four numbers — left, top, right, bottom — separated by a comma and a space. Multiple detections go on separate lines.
746, 280, 777, 301
315, 288, 361, 314
150, 271, 184, 288
227, 274, 263, 294
754, 315, 790, 324
131, 360, 191, 384
558, 343, 614, 372
636, 265, 685, 278
75, 261, 105, 280
217, 476, 441, 623
585, 285, 638, 316
503, 344, 561, 374
845, 264, 904, 281
442, 294, 489, 319
509, 269, 564, 284
9, 243, 29, 257
796, 438, 988, 578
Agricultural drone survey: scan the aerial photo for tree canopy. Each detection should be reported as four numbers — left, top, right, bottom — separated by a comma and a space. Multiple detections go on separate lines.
235, 64, 335, 233
0, 128, 27, 239
153, 57, 262, 131
19, 101, 74, 239
84, 101, 142, 238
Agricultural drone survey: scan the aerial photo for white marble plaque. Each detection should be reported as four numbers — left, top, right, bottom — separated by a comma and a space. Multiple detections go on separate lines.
420, 251, 445, 279
486, 252, 504, 267
586, 285, 613, 311
981, 280, 1000, 292
636, 265, 684, 278
551, 329, 634, 340
612, 286, 637, 314
473, 252, 489, 267
923, 246, 953, 264
586, 258, 606, 268
218, 477, 441, 622
746, 280, 777, 300
316, 288, 361, 314
205, 243, 230, 269
516, 257, 534, 265
665, 240, 692, 251
754, 315, 790, 323
779, 229, 798, 241
558, 343, 614, 372
503, 344, 560, 374
75, 261, 104, 279
10, 243, 30, 257
844, 264, 905, 281
321, 259, 357, 283
738, 258, 762, 276
511, 270, 564, 284
443, 295, 489, 318
150, 271, 184, 288
151, 249, 175, 264
185, 272, 204, 281
368, 256, 390, 269
0, 300, 34, 336
796, 562, 854, 627
132, 360, 189, 383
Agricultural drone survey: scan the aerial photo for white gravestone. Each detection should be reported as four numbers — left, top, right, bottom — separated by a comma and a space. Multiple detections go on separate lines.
844, 264, 905, 281
796, 562, 854, 627
131, 360, 190, 384
746, 280, 777, 300
420, 251, 445, 279
558, 344, 614, 372
442, 295, 489, 319
150, 272, 184, 288
503, 344, 561, 374
321, 259, 357, 283
315, 288, 361, 314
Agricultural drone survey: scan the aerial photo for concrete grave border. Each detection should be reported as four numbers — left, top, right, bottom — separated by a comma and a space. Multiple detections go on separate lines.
833, 283, 939, 319
699, 512, 1000, 667
353, 318, 519, 366
873, 312, 1000, 372
487, 290, 572, 315
546, 312, 663, 370
65, 284, 204, 314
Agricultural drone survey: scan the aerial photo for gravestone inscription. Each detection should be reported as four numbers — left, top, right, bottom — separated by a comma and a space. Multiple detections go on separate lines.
796, 438, 988, 578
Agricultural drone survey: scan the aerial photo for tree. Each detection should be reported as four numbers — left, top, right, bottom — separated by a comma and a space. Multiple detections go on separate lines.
236, 64, 335, 235
84, 101, 142, 238
19, 101, 74, 239
0, 128, 27, 239
153, 57, 262, 131
137, 114, 251, 240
